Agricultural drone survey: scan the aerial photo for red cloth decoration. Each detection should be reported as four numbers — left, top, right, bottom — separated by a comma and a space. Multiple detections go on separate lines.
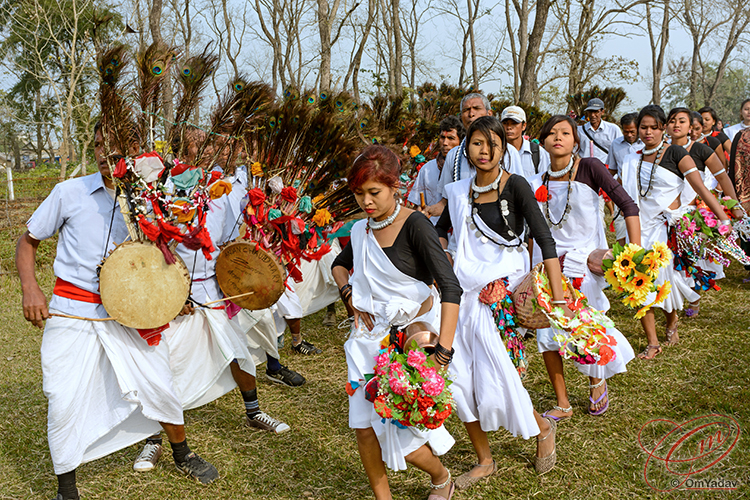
182, 225, 215, 260
208, 170, 222, 184
248, 188, 266, 206
136, 324, 168, 346
158, 219, 184, 242
156, 238, 177, 264
138, 215, 161, 241
535, 185, 550, 202
53, 278, 102, 303
113, 158, 127, 178
171, 162, 191, 176
599, 188, 611, 203
281, 186, 298, 203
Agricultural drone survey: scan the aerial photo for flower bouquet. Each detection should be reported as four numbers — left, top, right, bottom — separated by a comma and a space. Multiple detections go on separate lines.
669, 201, 750, 268
528, 265, 619, 365
372, 342, 454, 431
601, 242, 672, 319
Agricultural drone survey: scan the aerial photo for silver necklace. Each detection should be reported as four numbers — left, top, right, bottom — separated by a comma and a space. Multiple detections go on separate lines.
642, 139, 664, 156
367, 201, 401, 231
547, 154, 575, 178
471, 171, 503, 198
679, 137, 692, 150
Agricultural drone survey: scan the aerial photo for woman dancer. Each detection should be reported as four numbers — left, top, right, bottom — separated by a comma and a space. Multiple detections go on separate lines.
528, 115, 638, 422
435, 116, 563, 488
690, 112, 728, 169
621, 106, 731, 360
724, 99, 750, 142
699, 106, 733, 160
331, 145, 461, 500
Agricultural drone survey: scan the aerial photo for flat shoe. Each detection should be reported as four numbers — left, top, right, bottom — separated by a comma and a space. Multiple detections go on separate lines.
542, 405, 572, 423
454, 460, 496, 490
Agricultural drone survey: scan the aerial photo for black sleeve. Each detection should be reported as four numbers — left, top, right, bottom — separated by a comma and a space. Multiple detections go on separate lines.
717, 131, 731, 145
577, 158, 639, 218
511, 175, 558, 260
690, 142, 716, 172
705, 135, 721, 151
660, 145, 689, 178
435, 202, 453, 240
405, 212, 462, 304
331, 241, 354, 272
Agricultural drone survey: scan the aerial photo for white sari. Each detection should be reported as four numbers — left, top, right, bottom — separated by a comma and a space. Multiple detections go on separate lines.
621, 153, 700, 311
344, 219, 454, 471
529, 174, 635, 379
445, 177, 540, 438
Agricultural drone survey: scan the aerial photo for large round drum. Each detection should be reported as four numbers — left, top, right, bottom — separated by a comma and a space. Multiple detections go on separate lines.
99, 241, 191, 329
215, 240, 285, 310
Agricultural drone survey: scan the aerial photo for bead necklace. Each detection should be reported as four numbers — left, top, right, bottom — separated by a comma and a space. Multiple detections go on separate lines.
547, 154, 575, 178
541, 171, 574, 230
471, 171, 503, 199
367, 201, 401, 231
677, 137, 692, 150
637, 141, 666, 198
466, 180, 526, 251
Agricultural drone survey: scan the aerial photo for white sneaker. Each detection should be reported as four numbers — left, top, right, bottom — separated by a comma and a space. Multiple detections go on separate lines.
133, 441, 163, 471
246, 411, 291, 434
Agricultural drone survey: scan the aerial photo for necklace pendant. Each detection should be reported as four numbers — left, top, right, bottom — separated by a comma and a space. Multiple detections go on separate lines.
475, 231, 483, 239
480, 236, 488, 244
473, 192, 479, 199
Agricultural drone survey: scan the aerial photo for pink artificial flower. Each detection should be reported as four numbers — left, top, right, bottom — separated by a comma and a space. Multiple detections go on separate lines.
705, 217, 717, 228
376, 352, 390, 368
718, 223, 732, 236
422, 376, 445, 396
419, 366, 438, 380
407, 350, 427, 368
389, 377, 409, 395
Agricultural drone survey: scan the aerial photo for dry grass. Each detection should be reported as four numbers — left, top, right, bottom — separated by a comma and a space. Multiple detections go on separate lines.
0, 195, 748, 499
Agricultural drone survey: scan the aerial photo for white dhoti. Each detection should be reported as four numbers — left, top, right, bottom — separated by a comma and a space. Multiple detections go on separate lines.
42, 313, 183, 475
236, 308, 280, 364
295, 240, 342, 316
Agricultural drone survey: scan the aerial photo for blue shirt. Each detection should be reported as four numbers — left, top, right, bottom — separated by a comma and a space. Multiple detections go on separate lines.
27, 173, 127, 316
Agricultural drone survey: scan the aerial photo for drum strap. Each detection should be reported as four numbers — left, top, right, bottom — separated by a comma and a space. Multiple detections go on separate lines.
53, 278, 102, 304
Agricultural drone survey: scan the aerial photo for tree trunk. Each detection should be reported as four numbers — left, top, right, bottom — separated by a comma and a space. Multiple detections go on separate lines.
391, 0, 402, 98
647, 0, 670, 106
35, 88, 43, 165
467, 0, 478, 88
346, 0, 376, 104
519, 0, 550, 103
318, 0, 332, 93
706, 11, 750, 105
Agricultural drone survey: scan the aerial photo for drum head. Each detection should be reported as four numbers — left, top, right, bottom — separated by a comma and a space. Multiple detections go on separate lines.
215, 240, 285, 310
99, 241, 191, 329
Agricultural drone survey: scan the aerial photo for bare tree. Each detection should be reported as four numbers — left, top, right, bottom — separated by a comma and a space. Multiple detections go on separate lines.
434, 0, 489, 88
644, 0, 671, 105
316, 0, 360, 93
342, 0, 377, 103
703, 0, 750, 106
399, 0, 432, 100
505, 0, 552, 103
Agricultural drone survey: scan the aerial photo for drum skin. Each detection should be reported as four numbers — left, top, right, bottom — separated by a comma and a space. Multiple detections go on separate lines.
99, 241, 191, 329
215, 240, 285, 310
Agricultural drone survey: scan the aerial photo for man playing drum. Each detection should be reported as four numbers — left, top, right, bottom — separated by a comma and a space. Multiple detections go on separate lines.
15, 122, 219, 500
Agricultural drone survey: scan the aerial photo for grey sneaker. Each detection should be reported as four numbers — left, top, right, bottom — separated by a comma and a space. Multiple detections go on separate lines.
246, 411, 291, 434
322, 310, 337, 326
174, 452, 220, 484
266, 365, 306, 387
133, 441, 162, 471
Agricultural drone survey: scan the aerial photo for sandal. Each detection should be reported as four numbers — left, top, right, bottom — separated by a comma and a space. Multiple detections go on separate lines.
291, 339, 322, 355
541, 405, 573, 423
535, 417, 557, 474
685, 300, 700, 318
588, 379, 609, 416
638, 344, 662, 360
454, 460, 496, 490
664, 323, 679, 346
427, 470, 455, 500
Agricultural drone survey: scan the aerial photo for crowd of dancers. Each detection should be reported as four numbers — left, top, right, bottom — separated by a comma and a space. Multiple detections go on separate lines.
15, 92, 750, 500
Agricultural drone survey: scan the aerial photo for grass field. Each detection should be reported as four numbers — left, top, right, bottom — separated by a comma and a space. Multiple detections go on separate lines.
0, 182, 748, 499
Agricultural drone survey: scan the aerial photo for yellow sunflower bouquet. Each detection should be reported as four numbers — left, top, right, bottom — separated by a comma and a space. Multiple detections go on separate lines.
601, 242, 672, 319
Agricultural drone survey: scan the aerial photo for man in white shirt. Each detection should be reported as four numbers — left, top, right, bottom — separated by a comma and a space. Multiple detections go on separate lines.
500, 105, 550, 179
577, 98, 622, 164
409, 116, 464, 223
605, 112, 642, 245
423, 92, 525, 218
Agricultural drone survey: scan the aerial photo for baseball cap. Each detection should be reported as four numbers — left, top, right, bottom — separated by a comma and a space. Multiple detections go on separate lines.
584, 98, 604, 112
501, 105, 526, 123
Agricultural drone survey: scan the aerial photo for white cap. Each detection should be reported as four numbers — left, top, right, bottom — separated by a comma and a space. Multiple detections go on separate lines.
501, 105, 526, 123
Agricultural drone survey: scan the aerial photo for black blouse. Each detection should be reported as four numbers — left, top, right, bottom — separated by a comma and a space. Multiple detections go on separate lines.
572, 158, 639, 217
332, 211, 463, 304
702, 134, 722, 152
435, 174, 558, 261
650, 144, 689, 178
687, 141, 716, 172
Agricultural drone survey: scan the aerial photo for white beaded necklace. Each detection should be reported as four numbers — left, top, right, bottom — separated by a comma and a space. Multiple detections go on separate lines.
367, 201, 401, 231
678, 137, 692, 150
642, 139, 665, 156
547, 154, 575, 178
470, 171, 503, 199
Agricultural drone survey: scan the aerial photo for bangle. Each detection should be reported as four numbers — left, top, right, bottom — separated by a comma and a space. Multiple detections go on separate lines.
434, 342, 455, 365
339, 284, 352, 302
551, 300, 567, 305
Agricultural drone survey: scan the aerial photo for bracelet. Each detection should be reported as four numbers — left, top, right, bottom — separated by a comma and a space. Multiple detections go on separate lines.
719, 220, 732, 227
713, 168, 726, 176
551, 300, 567, 305
434, 342, 455, 365
339, 284, 353, 302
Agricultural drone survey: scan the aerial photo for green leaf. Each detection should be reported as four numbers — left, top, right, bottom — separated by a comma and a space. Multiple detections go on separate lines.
602, 259, 613, 268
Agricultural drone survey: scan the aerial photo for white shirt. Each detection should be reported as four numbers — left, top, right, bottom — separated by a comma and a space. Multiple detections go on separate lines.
407, 159, 445, 224
517, 138, 551, 179
577, 120, 623, 164
437, 138, 525, 199
724, 123, 750, 143
606, 137, 644, 178
27, 173, 129, 317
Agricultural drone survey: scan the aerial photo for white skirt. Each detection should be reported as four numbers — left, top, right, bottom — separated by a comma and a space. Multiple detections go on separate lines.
235, 308, 279, 364
344, 321, 454, 471
450, 292, 540, 438
642, 222, 700, 311
163, 309, 255, 410
42, 313, 184, 474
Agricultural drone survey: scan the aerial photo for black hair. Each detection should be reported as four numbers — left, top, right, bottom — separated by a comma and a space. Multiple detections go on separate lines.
739, 99, 750, 118
637, 105, 667, 129
691, 111, 703, 126
698, 106, 719, 130
667, 107, 693, 124
440, 115, 466, 141
466, 116, 506, 166
538, 115, 580, 147
620, 113, 638, 128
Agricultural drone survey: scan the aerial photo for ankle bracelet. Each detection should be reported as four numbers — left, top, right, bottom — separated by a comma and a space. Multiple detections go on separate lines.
430, 470, 451, 490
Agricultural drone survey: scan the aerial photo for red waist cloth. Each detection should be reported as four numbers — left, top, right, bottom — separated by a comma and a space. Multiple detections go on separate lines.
52, 278, 165, 346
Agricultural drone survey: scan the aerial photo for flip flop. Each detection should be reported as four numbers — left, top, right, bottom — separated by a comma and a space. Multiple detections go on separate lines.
541, 405, 572, 423
589, 380, 609, 416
